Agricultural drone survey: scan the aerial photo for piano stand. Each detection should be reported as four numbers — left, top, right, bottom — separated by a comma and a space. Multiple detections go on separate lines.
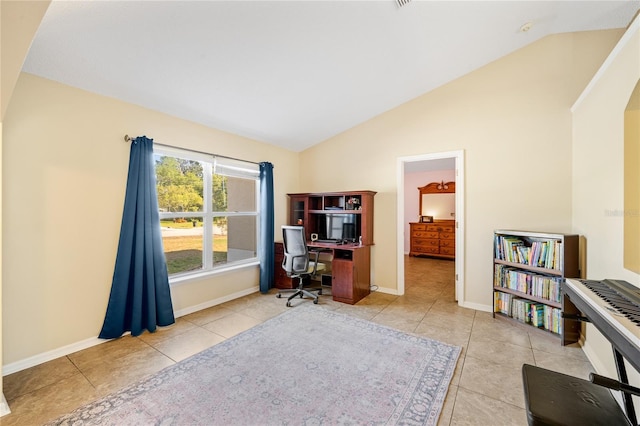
614, 348, 638, 425
522, 364, 633, 426
560, 278, 640, 426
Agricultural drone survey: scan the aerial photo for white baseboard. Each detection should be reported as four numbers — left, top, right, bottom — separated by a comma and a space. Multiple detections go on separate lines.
0, 393, 11, 417
460, 300, 492, 312
3, 286, 260, 376
373, 286, 399, 296
3, 335, 109, 376
173, 286, 259, 318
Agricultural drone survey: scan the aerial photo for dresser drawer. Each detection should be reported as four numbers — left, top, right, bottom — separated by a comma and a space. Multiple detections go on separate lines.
411, 223, 428, 231
439, 246, 455, 256
424, 239, 440, 247
421, 246, 440, 254
414, 231, 439, 239
426, 224, 454, 232
412, 238, 439, 248
440, 239, 455, 248
440, 232, 455, 240
411, 245, 439, 254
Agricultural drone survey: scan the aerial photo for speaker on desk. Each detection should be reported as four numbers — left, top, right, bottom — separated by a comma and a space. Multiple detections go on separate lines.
311, 233, 318, 242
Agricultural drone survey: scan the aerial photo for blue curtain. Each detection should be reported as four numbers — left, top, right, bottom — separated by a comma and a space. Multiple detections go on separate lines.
259, 162, 275, 293
99, 136, 175, 339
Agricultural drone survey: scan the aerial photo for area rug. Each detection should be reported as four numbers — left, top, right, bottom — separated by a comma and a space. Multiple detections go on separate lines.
49, 305, 461, 425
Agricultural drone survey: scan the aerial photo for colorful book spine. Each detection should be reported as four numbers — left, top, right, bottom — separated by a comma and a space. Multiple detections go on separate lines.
494, 264, 563, 303
495, 235, 563, 271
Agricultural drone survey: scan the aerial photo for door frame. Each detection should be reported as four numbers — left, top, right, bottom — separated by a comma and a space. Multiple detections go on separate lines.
396, 150, 465, 304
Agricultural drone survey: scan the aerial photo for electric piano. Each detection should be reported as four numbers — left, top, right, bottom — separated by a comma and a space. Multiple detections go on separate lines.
563, 278, 640, 425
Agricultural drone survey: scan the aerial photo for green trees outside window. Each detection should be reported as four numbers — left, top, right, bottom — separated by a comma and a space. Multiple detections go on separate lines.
154, 150, 259, 277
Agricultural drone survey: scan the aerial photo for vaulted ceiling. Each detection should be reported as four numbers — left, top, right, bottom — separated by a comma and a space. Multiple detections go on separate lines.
22, 0, 640, 151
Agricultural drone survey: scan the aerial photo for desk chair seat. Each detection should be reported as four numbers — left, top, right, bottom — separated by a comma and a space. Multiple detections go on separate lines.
277, 226, 326, 307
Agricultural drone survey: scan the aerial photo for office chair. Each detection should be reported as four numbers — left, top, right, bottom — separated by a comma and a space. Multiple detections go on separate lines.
277, 225, 326, 307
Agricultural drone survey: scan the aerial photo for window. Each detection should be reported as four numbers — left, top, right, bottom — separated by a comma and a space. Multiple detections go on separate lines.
154, 146, 260, 279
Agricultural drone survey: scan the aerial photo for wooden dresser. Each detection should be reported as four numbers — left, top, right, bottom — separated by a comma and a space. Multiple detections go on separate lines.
409, 220, 455, 259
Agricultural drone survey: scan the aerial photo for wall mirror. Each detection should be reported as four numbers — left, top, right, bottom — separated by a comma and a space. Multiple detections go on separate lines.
419, 181, 456, 220
624, 79, 640, 274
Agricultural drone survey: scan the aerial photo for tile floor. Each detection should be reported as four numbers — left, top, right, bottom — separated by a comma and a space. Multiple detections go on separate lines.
0, 256, 594, 425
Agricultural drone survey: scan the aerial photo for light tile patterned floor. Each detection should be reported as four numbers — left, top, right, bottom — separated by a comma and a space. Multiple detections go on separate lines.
0, 256, 593, 425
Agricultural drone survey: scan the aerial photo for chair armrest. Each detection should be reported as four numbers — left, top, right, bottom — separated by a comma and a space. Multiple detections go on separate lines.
283, 253, 309, 277
308, 249, 326, 277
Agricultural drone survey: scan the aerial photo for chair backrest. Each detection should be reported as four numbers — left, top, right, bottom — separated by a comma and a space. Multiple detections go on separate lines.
282, 226, 310, 276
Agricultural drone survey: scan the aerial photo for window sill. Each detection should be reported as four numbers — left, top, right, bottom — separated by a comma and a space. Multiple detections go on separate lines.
169, 260, 260, 287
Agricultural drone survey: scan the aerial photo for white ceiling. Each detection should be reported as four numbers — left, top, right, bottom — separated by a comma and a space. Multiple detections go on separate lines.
22, 0, 640, 152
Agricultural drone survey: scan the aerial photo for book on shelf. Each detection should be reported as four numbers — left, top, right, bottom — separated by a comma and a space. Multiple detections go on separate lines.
531, 304, 545, 328
493, 292, 562, 334
494, 264, 562, 303
494, 235, 563, 270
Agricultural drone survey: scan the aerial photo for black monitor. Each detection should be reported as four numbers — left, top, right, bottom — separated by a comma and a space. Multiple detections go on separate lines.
342, 222, 356, 243
318, 213, 359, 242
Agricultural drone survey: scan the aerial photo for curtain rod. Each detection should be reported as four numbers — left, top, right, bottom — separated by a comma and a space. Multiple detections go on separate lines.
123, 134, 262, 165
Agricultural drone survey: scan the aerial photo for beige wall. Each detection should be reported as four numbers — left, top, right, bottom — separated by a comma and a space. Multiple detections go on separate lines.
2, 73, 300, 366
1, 0, 51, 412
300, 30, 623, 306
572, 14, 640, 382
624, 107, 639, 273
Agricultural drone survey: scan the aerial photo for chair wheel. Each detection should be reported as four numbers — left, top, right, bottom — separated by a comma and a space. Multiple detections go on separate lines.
318, 290, 322, 295
276, 294, 281, 298
286, 301, 291, 307
313, 299, 318, 304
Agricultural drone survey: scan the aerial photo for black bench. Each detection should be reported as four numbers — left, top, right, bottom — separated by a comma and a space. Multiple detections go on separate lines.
522, 364, 634, 426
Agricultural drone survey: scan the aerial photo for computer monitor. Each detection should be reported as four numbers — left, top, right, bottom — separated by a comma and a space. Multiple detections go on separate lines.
342, 222, 356, 242
318, 213, 359, 242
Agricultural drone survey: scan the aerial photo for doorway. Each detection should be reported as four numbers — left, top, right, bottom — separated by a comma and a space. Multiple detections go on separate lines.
396, 150, 465, 305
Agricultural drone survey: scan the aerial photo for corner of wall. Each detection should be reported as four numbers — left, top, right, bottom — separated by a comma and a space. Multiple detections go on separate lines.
0, 393, 10, 417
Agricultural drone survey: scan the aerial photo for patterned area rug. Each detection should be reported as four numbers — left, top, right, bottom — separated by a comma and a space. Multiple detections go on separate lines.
49, 305, 461, 425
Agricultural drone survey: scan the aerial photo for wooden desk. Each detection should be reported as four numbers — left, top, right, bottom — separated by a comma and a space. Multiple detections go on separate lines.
274, 241, 371, 305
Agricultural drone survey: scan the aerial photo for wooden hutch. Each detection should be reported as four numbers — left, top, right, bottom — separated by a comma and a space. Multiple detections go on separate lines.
275, 190, 376, 305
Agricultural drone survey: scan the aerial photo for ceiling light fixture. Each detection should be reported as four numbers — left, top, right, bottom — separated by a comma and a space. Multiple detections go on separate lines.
396, 0, 412, 8
519, 22, 533, 33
